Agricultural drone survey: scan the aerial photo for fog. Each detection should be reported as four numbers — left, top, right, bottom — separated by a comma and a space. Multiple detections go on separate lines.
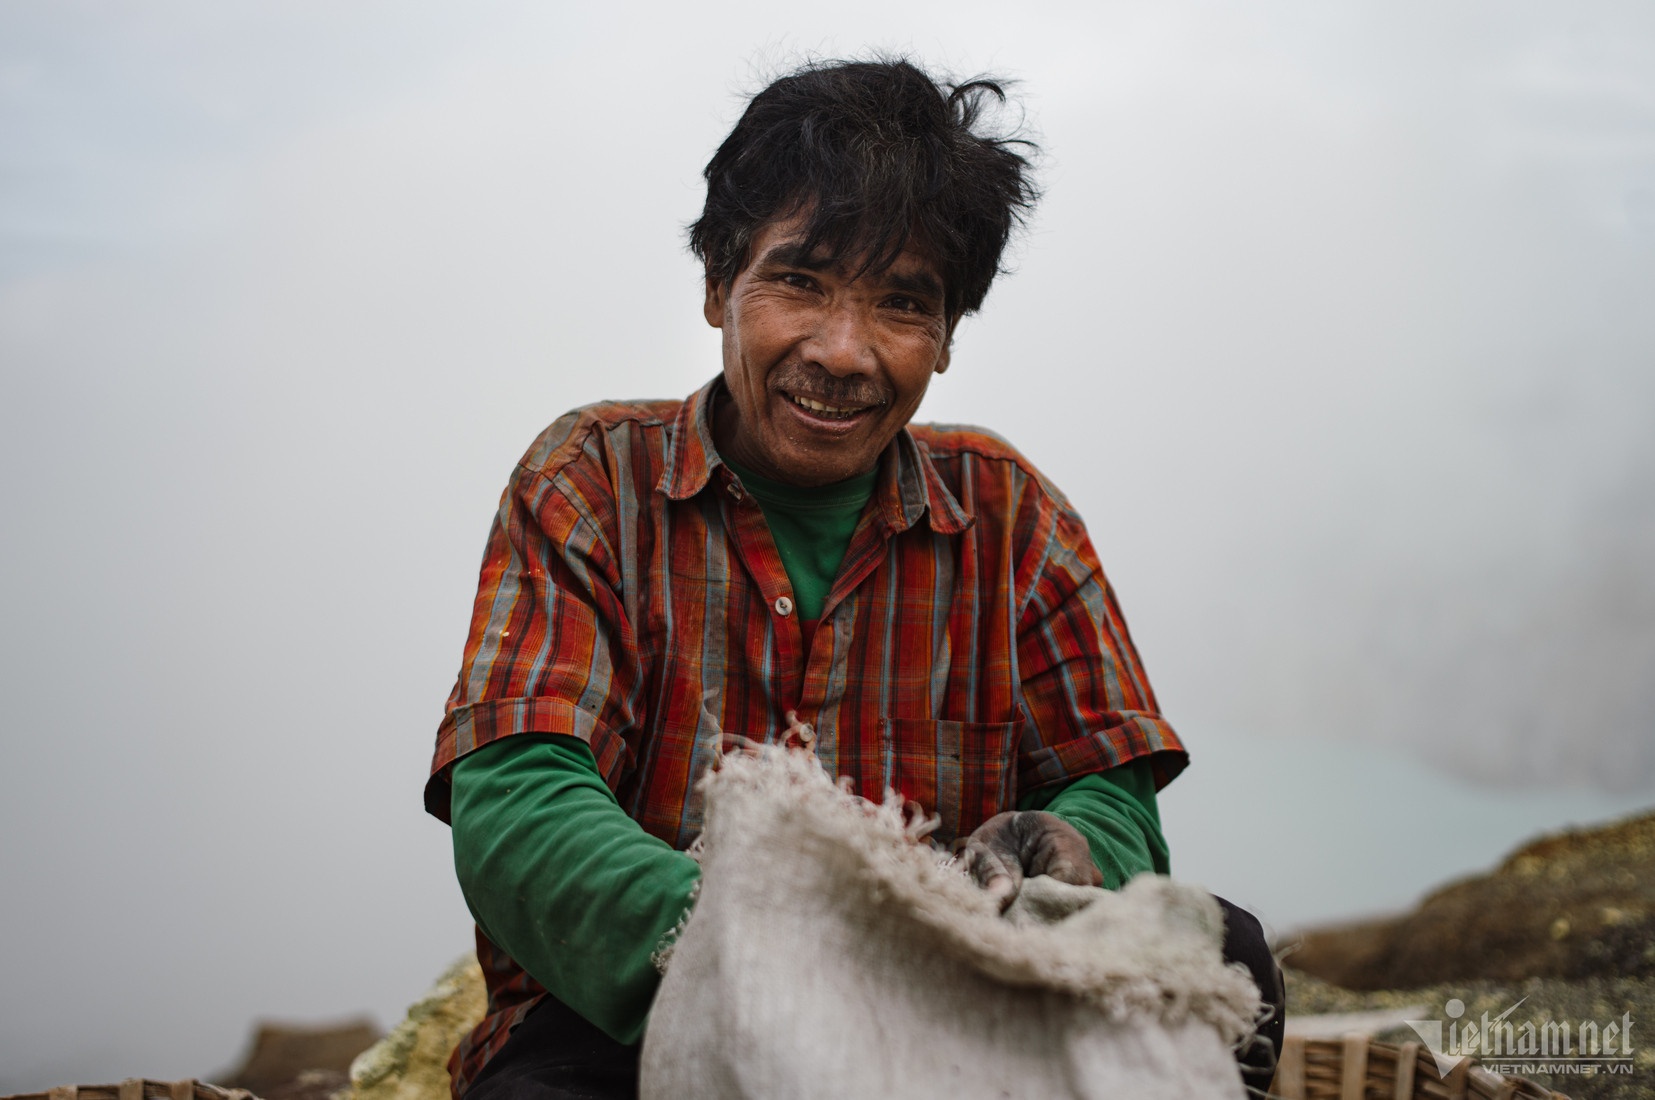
3, 2, 1653, 1090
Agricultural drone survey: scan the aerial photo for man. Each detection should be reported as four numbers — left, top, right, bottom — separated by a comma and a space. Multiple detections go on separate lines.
426, 58, 1284, 1099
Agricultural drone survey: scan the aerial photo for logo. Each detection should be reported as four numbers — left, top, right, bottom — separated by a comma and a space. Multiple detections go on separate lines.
1404, 998, 1636, 1078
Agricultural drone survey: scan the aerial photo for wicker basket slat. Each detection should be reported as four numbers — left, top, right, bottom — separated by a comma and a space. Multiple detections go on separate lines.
1468, 1065, 1514, 1100
1279, 1035, 1308, 1097
1446, 1055, 1469, 1100
1341, 1034, 1369, 1100
1394, 1041, 1419, 1099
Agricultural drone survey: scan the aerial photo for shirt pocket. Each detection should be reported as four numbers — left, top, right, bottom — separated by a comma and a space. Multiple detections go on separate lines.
877, 718, 1020, 847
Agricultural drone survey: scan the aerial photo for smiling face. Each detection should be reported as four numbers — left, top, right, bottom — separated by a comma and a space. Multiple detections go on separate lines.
705, 213, 953, 487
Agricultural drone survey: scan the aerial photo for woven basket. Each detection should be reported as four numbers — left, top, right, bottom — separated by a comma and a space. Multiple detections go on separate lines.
1271, 1035, 1572, 1100
3, 1081, 258, 1100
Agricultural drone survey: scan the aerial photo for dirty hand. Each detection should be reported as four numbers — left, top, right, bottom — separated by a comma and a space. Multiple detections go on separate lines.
955, 811, 1103, 908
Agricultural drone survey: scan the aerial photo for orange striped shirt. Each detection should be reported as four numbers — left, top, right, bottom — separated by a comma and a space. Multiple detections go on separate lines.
426, 375, 1186, 1092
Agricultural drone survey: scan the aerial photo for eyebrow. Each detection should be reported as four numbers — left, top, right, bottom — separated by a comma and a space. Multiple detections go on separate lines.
758, 241, 945, 303
883, 268, 944, 302
761, 241, 834, 271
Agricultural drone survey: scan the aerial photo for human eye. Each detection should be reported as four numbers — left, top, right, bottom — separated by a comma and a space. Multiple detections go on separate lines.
885, 294, 931, 314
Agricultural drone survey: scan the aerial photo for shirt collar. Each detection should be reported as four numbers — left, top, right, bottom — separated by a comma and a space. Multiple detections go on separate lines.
658, 376, 975, 536
658, 376, 727, 500
877, 424, 975, 536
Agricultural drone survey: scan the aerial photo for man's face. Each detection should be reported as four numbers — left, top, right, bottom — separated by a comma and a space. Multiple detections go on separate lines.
705, 212, 953, 487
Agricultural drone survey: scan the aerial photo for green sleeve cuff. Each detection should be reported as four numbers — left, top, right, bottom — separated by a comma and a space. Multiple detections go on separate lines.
450, 734, 701, 1045
1017, 757, 1171, 889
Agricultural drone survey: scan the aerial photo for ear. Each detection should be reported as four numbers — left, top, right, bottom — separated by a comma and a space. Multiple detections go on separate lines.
703, 275, 727, 329
934, 319, 957, 375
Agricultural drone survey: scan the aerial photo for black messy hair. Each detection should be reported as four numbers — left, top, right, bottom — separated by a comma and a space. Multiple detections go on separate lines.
688, 57, 1040, 320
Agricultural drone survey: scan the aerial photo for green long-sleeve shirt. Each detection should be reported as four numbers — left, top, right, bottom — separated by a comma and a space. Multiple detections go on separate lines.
451, 736, 700, 1044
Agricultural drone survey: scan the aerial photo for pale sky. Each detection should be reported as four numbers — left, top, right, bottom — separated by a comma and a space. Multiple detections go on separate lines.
3, 2, 1653, 1089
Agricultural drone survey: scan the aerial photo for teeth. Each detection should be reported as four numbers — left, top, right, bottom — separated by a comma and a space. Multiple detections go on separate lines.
791, 394, 864, 419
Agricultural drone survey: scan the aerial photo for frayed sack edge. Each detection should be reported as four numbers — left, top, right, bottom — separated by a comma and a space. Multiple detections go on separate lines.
653, 744, 1261, 1048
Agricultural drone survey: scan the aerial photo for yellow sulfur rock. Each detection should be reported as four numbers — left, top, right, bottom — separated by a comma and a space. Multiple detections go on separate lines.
346, 956, 485, 1100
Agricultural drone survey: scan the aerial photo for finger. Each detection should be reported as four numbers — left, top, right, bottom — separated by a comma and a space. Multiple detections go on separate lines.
1036, 849, 1104, 888
959, 839, 1023, 909
982, 872, 1017, 906
1021, 817, 1104, 888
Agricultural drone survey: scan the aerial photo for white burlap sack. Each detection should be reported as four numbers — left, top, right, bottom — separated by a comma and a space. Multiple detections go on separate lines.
640, 746, 1260, 1099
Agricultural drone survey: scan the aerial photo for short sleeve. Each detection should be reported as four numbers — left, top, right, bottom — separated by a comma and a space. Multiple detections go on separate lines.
425, 456, 643, 823
1014, 505, 1188, 797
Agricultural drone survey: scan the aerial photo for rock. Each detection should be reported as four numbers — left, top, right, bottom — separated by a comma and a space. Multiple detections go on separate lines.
1287, 808, 1655, 990
220, 1019, 382, 1097
347, 956, 485, 1100
262, 1069, 352, 1100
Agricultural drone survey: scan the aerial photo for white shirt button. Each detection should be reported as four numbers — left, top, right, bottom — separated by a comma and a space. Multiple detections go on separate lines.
774, 595, 794, 617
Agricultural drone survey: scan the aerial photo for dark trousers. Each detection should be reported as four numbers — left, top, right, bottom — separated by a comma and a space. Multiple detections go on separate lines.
1218, 896, 1287, 1095
465, 895, 1285, 1100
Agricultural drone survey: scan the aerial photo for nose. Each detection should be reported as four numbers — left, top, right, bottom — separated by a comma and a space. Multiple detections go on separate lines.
802, 300, 878, 379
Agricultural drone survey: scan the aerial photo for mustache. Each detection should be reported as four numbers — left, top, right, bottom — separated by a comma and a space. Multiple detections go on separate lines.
769, 364, 890, 407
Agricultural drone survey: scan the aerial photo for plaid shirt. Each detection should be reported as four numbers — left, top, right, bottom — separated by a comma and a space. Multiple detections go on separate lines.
426, 376, 1186, 1094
